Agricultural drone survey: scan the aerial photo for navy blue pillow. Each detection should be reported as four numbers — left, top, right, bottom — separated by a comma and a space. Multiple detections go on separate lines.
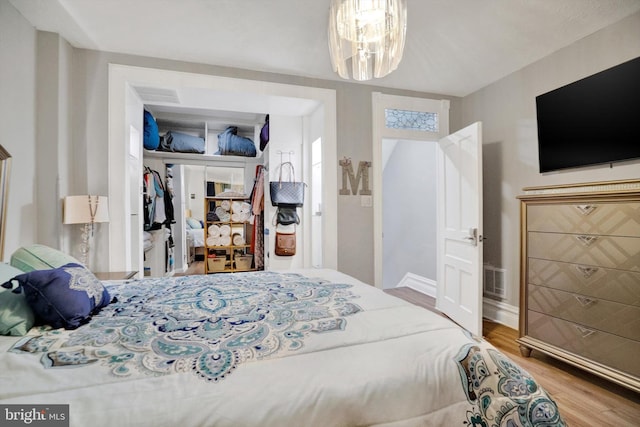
1, 263, 111, 330
143, 110, 160, 150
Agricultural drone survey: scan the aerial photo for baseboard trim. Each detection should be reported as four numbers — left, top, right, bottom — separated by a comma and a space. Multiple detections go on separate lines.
483, 298, 519, 329
397, 273, 436, 298
395, 274, 518, 329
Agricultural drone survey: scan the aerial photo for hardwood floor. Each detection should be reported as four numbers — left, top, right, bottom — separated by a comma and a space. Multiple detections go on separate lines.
175, 261, 205, 276
385, 286, 640, 427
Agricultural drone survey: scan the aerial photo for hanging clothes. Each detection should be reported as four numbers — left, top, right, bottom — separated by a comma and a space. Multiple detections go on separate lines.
250, 165, 266, 270
143, 166, 175, 230
164, 165, 175, 225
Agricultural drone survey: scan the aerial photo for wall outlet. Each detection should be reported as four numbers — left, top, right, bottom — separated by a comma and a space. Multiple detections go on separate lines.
361, 195, 373, 207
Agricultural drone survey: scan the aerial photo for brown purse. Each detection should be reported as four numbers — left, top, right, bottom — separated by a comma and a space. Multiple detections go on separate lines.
274, 226, 296, 256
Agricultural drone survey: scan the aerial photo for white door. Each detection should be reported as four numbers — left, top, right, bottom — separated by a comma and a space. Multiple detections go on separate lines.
436, 122, 483, 336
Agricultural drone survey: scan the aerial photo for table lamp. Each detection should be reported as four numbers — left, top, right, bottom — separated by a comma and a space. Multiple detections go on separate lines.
63, 195, 109, 266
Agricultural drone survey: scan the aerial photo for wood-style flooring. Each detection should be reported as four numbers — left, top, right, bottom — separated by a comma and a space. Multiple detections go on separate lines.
385, 286, 640, 427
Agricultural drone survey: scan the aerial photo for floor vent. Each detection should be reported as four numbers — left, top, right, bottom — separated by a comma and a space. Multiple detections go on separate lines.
484, 264, 506, 299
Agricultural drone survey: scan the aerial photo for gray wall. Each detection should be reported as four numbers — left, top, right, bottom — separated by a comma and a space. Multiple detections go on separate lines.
461, 11, 640, 307
68, 49, 461, 284
0, 1, 37, 259
4, 0, 637, 298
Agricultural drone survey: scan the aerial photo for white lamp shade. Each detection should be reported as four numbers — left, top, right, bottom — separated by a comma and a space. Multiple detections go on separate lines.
63, 195, 110, 224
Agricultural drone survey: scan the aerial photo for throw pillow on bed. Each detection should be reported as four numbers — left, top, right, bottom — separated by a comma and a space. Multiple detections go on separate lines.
0, 263, 35, 336
1, 263, 111, 330
186, 217, 202, 229
10, 243, 82, 273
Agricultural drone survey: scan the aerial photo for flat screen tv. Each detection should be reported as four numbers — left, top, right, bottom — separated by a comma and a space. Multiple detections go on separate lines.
536, 56, 640, 173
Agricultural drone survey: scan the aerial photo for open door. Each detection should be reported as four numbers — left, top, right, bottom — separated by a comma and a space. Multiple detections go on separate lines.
436, 122, 483, 336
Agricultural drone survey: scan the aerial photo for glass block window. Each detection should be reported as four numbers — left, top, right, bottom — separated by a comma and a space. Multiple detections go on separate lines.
384, 108, 438, 132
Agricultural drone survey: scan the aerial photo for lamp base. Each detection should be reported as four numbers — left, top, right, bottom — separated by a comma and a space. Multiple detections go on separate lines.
78, 223, 90, 266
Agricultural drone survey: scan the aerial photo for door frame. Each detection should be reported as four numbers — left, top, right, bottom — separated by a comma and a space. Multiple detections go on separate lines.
108, 65, 338, 274
372, 92, 450, 288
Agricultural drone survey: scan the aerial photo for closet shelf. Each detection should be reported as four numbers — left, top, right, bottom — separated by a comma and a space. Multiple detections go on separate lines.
144, 149, 263, 165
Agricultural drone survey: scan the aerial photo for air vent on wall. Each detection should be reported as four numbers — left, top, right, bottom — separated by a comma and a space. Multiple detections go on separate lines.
134, 86, 181, 104
483, 264, 506, 299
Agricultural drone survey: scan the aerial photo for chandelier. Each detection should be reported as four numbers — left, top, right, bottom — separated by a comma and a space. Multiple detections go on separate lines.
328, 0, 407, 81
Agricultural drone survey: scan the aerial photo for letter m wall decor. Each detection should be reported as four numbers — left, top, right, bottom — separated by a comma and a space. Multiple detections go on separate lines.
339, 158, 371, 195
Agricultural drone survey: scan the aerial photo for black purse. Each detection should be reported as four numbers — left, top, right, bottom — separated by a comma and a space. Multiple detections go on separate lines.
269, 162, 306, 207
275, 206, 300, 225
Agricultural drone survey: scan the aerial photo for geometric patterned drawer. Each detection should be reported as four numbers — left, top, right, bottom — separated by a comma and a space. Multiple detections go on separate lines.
528, 284, 640, 341
528, 232, 640, 272
527, 202, 640, 236
528, 258, 640, 307
527, 310, 640, 377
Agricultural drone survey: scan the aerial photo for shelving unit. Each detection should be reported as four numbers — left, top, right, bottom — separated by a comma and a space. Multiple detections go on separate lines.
204, 196, 255, 274
150, 106, 261, 157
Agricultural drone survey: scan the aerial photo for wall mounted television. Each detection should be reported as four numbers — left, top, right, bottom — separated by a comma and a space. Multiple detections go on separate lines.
536, 56, 640, 173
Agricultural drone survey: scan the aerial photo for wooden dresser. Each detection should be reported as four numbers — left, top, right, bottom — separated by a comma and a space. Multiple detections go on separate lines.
517, 179, 640, 393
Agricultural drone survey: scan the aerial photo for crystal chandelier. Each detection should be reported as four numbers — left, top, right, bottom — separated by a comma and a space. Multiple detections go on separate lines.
328, 0, 407, 81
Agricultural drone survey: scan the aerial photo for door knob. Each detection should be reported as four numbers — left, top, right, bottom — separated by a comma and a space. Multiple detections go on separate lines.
463, 227, 478, 246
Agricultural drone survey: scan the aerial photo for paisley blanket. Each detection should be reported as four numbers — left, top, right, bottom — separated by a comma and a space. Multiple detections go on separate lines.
8, 271, 361, 382
0, 269, 564, 427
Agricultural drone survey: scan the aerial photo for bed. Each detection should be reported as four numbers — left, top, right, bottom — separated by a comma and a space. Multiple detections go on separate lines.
186, 227, 205, 262
0, 268, 565, 427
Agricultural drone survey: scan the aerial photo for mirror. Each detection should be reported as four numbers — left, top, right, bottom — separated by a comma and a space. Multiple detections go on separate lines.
0, 145, 11, 260
181, 165, 245, 273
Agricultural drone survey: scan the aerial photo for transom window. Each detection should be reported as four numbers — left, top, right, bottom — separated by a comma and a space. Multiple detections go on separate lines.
384, 108, 438, 132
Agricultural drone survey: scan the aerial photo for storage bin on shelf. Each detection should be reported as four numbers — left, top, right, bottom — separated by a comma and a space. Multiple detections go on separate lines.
235, 254, 253, 271
207, 254, 227, 272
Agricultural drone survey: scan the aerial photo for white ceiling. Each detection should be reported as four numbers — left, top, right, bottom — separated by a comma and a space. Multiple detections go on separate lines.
10, 0, 640, 97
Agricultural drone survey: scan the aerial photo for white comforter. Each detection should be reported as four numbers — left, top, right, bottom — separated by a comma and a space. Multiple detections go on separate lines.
0, 269, 564, 427
186, 228, 205, 247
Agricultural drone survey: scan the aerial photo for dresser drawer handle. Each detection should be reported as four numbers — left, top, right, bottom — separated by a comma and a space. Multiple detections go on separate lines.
575, 265, 599, 279
575, 205, 598, 216
574, 325, 596, 338
575, 235, 598, 246
574, 296, 596, 307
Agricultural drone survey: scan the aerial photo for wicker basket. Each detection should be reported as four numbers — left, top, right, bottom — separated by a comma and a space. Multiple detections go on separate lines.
207, 256, 226, 272
235, 254, 253, 271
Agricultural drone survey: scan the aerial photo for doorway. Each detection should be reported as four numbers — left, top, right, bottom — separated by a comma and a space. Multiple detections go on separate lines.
382, 138, 437, 289
372, 93, 450, 290
373, 94, 484, 335
108, 65, 338, 275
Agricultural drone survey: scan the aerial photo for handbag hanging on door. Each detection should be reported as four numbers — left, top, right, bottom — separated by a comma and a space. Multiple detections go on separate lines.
274, 224, 296, 256
270, 162, 306, 207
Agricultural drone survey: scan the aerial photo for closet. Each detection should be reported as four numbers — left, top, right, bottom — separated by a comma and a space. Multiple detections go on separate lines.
142, 106, 267, 277
109, 68, 332, 279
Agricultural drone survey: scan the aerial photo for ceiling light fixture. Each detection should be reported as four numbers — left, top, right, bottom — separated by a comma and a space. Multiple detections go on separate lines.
328, 0, 407, 81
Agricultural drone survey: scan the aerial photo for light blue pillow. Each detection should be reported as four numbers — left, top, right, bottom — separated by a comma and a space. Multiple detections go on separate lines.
0, 263, 35, 336
10, 244, 82, 272
186, 217, 202, 229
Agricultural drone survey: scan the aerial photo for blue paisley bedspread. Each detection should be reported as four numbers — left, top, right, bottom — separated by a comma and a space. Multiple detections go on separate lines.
9, 271, 362, 382
3, 270, 565, 426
